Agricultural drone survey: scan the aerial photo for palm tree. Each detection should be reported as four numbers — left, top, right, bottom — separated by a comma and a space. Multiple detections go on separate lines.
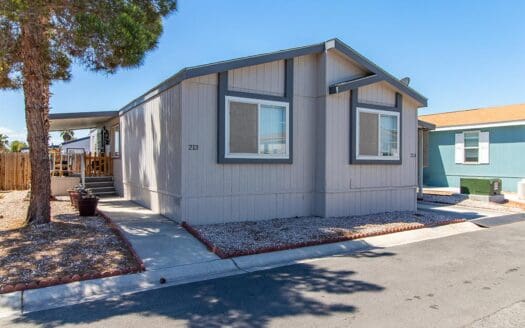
0, 134, 9, 152
60, 130, 74, 142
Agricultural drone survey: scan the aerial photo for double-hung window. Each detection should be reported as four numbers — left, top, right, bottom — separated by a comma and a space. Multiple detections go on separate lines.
356, 107, 400, 160
225, 96, 290, 159
463, 131, 479, 163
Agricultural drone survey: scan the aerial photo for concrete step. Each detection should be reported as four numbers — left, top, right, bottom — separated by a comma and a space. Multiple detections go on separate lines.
94, 191, 118, 198
84, 181, 114, 188
85, 176, 113, 183
87, 186, 116, 193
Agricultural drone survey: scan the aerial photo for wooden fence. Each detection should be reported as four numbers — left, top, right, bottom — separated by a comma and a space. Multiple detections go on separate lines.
0, 152, 31, 190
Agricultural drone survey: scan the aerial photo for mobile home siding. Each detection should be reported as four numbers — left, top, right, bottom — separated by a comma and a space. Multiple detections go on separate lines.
424, 125, 525, 192
120, 84, 183, 219
115, 47, 422, 224
180, 55, 319, 224
320, 50, 418, 217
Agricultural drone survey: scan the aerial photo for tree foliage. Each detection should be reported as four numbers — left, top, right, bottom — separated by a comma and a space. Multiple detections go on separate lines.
0, 133, 8, 152
10, 140, 28, 152
1, 0, 177, 88
60, 129, 74, 142
0, 0, 176, 224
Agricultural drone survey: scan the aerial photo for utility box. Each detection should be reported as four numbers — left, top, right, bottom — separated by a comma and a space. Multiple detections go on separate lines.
518, 179, 525, 200
460, 178, 502, 196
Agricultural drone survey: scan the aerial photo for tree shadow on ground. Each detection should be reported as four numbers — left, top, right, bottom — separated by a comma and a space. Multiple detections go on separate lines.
10, 255, 390, 328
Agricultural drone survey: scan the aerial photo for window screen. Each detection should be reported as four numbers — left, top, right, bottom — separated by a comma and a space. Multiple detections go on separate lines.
229, 101, 258, 154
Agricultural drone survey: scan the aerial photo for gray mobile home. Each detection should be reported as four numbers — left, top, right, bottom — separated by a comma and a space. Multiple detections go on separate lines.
50, 39, 427, 225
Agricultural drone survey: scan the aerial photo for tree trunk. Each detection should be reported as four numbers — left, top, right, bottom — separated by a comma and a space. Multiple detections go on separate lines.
21, 11, 51, 225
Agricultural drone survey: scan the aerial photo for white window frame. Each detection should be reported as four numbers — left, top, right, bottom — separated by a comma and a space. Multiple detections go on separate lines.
225, 96, 290, 159
356, 107, 400, 161
463, 130, 480, 164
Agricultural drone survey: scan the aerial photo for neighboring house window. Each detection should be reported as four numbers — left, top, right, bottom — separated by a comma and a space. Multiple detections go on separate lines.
454, 131, 490, 164
113, 125, 120, 157
463, 131, 479, 163
356, 107, 400, 160
225, 96, 289, 159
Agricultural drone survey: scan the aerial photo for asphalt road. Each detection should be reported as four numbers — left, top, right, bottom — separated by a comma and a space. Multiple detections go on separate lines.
3, 220, 525, 328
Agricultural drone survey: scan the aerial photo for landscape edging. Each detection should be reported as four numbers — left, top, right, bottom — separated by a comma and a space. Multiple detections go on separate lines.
182, 219, 467, 259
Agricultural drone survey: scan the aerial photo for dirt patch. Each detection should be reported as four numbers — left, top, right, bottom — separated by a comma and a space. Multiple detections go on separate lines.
0, 191, 141, 292
184, 211, 465, 258
0, 191, 30, 230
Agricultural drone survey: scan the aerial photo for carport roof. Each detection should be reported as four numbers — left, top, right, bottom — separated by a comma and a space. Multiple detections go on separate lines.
49, 111, 118, 131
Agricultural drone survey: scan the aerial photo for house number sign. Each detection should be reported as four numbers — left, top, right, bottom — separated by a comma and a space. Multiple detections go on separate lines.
188, 144, 199, 150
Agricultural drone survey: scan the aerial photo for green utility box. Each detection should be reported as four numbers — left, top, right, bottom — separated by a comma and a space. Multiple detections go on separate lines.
460, 178, 502, 196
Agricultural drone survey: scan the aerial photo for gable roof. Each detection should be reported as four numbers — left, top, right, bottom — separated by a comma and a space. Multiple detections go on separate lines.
119, 38, 427, 114
419, 103, 525, 129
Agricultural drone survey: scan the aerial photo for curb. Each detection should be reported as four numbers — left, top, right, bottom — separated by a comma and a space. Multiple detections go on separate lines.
182, 219, 467, 259
22, 259, 241, 313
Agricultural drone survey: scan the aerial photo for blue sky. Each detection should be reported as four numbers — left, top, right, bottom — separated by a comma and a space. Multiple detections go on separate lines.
1, 0, 525, 144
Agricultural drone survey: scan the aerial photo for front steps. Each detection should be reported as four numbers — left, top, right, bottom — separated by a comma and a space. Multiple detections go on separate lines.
84, 176, 117, 197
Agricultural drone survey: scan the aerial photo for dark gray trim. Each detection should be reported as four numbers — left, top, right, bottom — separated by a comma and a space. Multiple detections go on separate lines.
118, 38, 427, 116
349, 89, 403, 165
418, 119, 436, 130
60, 136, 90, 146
356, 102, 401, 112
333, 39, 427, 106
119, 44, 322, 115
329, 74, 381, 94
49, 111, 118, 120
225, 90, 287, 102
217, 59, 294, 164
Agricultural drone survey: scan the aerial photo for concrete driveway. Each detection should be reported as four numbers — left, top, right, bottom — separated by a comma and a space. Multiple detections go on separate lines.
3, 218, 525, 327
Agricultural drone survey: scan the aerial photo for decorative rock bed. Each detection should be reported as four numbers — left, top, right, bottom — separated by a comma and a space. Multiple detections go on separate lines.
183, 211, 466, 258
0, 191, 144, 294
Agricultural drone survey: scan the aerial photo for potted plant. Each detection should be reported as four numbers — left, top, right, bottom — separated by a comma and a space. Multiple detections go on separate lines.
78, 191, 99, 216
67, 185, 85, 209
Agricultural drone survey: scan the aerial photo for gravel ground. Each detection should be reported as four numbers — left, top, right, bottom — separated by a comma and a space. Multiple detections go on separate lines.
0, 191, 140, 289
0, 191, 29, 230
191, 211, 463, 257
421, 193, 524, 213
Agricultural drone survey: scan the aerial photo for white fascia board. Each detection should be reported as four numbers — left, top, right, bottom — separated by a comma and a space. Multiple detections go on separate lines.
433, 120, 525, 131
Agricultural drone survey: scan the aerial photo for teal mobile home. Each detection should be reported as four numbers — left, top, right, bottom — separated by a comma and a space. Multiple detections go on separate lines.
420, 104, 525, 192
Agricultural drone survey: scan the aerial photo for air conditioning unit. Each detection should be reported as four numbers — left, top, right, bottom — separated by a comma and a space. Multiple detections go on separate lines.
460, 178, 502, 196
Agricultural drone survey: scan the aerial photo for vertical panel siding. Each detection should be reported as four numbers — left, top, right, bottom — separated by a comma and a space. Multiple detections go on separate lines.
181, 56, 318, 224
358, 81, 397, 107
120, 84, 182, 220
228, 60, 285, 97
326, 50, 366, 85
322, 50, 418, 217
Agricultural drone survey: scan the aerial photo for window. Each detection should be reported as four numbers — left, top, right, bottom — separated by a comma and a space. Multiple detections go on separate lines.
225, 96, 289, 159
113, 125, 120, 157
463, 131, 479, 163
356, 107, 400, 160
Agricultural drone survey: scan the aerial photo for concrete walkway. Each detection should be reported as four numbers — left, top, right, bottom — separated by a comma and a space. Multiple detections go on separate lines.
97, 199, 219, 270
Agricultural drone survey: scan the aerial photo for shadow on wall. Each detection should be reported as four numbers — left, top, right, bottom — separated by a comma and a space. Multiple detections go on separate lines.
423, 132, 451, 188
11, 253, 392, 327
123, 90, 180, 218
